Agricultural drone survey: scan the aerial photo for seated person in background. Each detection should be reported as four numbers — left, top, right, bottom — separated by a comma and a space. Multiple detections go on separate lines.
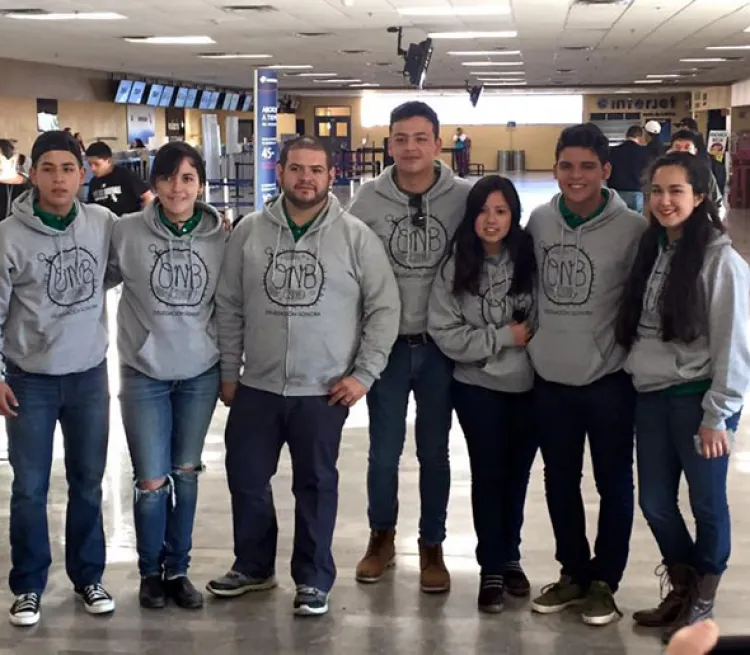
607, 125, 650, 213
668, 131, 723, 214
86, 141, 154, 216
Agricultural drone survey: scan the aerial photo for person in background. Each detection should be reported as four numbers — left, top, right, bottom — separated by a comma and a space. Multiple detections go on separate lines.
73, 133, 85, 153
668, 131, 723, 214
527, 123, 647, 627
453, 127, 470, 178
675, 118, 727, 195
608, 125, 651, 213
208, 136, 399, 617
349, 102, 472, 594
0, 130, 117, 627
0, 140, 30, 221
428, 175, 537, 613
616, 152, 750, 644
108, 142, 226, 611
644, 121, 665, 162
16, 154, 28, 176
86, 141, 154, 217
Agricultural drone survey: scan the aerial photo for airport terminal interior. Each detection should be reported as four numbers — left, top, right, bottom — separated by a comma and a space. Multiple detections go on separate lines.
3, 0, 750, 653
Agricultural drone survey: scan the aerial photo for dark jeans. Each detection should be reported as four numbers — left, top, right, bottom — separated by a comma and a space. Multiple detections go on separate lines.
119, 364, 220, 578
225, 385, 348, 593
536, 370, 635, 592
636, 392, 739, 575
452, 381, 537, 575
6, 360, 109, 595
366, 337, 453, 545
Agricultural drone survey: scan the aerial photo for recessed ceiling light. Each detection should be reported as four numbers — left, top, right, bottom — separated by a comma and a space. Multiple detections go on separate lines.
447, 50, 521, 56
462, 61, 523, 67
706, 45, 750, 51
646, 74, 681, 78
125, 36, 215, 45
399, 5, 510, 16
428, 31, 517, 39
199, 53, 272, 59
5, 11, 125, 20
634, 79, 663, 84
267, 64, 314, 69
680, 57, 727, 62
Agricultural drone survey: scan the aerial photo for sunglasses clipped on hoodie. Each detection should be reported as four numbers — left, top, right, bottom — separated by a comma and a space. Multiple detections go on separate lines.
408, 194, 427, 229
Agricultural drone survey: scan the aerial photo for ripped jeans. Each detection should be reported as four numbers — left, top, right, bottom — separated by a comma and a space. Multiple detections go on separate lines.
119, 364, 220, 578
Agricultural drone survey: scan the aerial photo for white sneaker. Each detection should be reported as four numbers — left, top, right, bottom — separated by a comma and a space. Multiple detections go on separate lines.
76, 584, 115, 615
9, 593, 40, 626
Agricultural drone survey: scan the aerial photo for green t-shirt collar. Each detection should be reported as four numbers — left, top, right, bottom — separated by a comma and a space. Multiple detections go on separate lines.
158, 205, 202, 237
559, 188, 610, 229
33, 200, 77, 232
282, 198, 327, 242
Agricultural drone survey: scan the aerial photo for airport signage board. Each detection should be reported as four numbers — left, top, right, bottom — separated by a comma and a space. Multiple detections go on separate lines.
254, 69, 279, 210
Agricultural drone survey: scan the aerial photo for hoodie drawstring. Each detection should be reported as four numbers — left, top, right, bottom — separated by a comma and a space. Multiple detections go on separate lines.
271, 223, 284, 288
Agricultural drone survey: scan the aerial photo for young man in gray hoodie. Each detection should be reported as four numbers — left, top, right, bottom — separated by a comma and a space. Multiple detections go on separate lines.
348, 101, 472, 593
0, 131, 117, 627
208, 136, 399, 617
527, 124, 647, 626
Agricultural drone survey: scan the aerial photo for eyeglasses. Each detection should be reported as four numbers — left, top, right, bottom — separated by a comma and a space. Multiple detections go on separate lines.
409, 194, 426, 229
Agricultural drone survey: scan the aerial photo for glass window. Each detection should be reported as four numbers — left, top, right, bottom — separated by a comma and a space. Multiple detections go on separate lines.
360, 93, 583, 127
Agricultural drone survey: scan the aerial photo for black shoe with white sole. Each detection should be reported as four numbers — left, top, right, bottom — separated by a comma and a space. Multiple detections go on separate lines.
9, 593, 40, 627
293, 586, 329, 616
76, 584, 115, 615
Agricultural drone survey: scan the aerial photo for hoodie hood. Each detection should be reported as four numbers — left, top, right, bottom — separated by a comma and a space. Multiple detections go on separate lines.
526, 189, 648, 386
0, 189, 115, 375
110, 201, 228, 381
349, 160, 472, 335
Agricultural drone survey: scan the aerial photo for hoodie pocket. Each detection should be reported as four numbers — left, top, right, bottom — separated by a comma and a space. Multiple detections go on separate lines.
136, 329, 219, 378
528, 327, 607, 385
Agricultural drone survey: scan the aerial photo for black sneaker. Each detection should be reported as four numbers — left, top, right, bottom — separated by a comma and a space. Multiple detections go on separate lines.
9, 593, 40, 627
164, 576, 203, 610
139, 575, 167, 610
478, 575, 505, 613
504, 562, 531, 598
293, 585, 329, 616
75, 584, 115, 615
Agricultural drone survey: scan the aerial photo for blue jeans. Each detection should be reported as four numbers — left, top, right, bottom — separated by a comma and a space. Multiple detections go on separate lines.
452, 382, 537, 574
119, 364, 220, 578
636, 392, 739, 575
366, 337, 453, 545
619, 191, 644, 213
6, 359, 109, 596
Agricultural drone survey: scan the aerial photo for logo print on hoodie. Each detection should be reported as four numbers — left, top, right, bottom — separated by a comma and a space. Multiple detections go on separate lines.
387, 214, 448, 270
639, 254, 670, 334
480, 274, 533, 326
38, 247, 97, 307
264, 249, 325, 307
149, 245, 209, 307
540, 243, 595, 306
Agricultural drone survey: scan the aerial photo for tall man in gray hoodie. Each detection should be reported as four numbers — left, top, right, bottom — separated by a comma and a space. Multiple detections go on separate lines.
208, 137, 399, 617
349, 102, 472, 593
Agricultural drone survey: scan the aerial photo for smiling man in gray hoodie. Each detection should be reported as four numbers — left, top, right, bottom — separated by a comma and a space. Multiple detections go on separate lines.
348, 101, 472, 593
208, 136, 399, 617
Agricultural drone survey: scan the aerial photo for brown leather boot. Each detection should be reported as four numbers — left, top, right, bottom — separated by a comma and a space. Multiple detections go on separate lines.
662, 572, 720, 644
355, 530, 395, 583
633, 564, 697, 628
419, 541, 450, 594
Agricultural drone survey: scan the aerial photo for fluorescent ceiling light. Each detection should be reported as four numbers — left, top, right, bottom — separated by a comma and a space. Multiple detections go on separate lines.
314, 78, 361, 83
634, 79, 663, 84
680, 57, 727, 62
476, 77, 525, 81
399, 5, 510, 16
646, 74, 681, 78
6, 11, 125, 20
267, 64, 314, 69
448, 50, 521, 56
349, 83, 381, 87
428, 31, 517, 39
199, 53, 272, 59
706, 45, 750, 50
470, 71, 524, 76
484, 82, 527, 86
745, 25, 750, 32
125, 36, 215, 45
462, 61, 523, 67
292, 73, 338, 77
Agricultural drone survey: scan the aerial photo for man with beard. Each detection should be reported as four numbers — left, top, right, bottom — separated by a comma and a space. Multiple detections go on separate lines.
207, 136, 400, 617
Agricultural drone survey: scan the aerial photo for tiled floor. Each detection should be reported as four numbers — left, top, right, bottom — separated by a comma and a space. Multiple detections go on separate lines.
1, 173, 749, 654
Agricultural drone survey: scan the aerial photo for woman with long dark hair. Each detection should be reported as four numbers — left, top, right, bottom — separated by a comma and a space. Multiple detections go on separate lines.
616, 152, 750, 643
428, 175, 537, 613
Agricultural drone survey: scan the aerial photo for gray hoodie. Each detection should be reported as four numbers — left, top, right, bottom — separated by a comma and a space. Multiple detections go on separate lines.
428, 253, 535, 393
0, 190, 114, 375
108, 201, 226, 380
349, 161, 472, 335
526, 191, 647, 386
216, 194, 400, 395
625, 230, 750, 430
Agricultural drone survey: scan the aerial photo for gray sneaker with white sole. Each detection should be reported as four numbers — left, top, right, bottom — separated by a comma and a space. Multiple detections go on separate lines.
205, 571, 277, 598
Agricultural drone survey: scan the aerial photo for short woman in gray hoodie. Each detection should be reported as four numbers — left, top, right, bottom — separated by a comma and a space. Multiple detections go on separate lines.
616, 152, 750, 642
428, 175, 537, 613
108, 142, 226, 611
